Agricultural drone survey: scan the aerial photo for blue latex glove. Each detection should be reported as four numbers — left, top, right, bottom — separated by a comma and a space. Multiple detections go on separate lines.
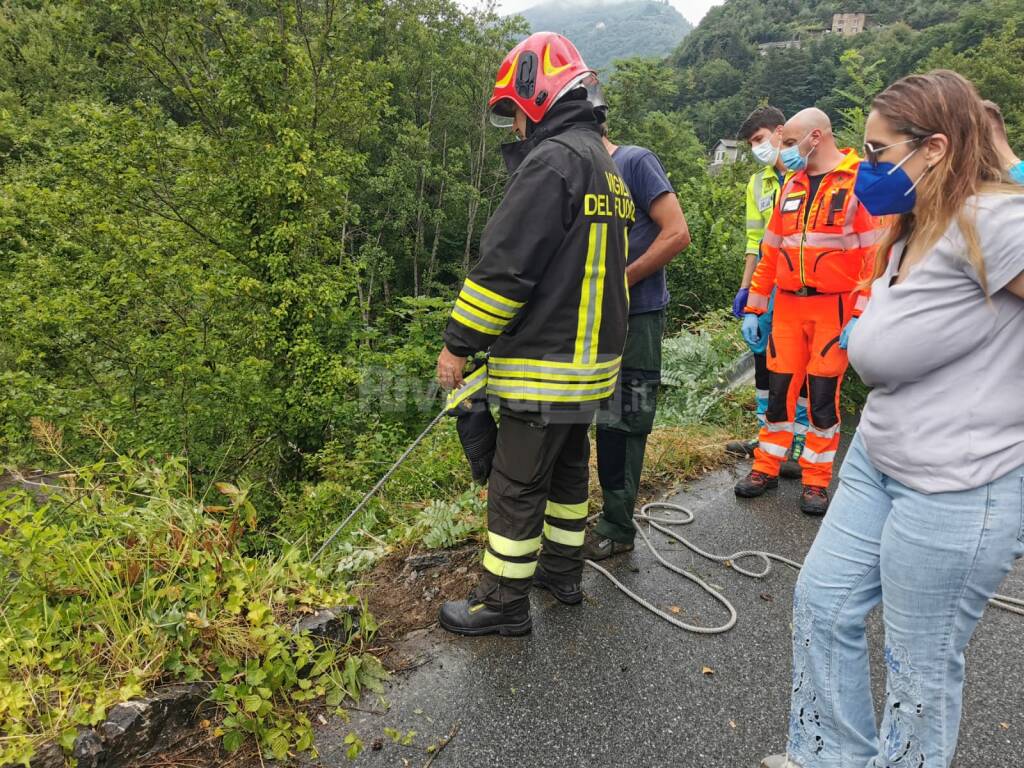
839, 317, 858, 350
742, 313, 760, 346
731, 288, 750, 319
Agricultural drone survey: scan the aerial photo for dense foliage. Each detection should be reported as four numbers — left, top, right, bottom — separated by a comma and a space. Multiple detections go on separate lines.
0, 448, 385, 764
0, 1, 525, 487
519, 0, 692, 71
661, 0, 1024, 146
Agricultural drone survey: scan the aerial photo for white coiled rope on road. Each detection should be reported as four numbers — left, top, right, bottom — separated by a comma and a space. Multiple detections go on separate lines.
585, 500, 1024, 634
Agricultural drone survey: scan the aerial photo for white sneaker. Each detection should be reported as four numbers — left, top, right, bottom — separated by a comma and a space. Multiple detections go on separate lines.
760, 756, 801, 768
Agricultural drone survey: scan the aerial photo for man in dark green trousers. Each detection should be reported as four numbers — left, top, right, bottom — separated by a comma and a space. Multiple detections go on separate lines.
583, 119, 690, 560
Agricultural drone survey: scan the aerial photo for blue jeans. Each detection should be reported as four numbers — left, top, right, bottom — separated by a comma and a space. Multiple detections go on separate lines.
787, 431, 1024, 767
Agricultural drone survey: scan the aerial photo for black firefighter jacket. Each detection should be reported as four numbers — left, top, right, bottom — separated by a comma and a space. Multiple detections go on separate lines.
444, 98, 635, 415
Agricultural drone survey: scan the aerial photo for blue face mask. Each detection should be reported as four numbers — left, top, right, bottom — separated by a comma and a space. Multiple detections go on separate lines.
751, 138, 780, 166
780, 132, 815, 172
1009, 161, 1024, 186
854, 147, 926, 216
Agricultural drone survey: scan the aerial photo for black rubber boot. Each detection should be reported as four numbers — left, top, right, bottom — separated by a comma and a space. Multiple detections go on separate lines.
780, 437, 805, 480
581, 530, 634, 562
800, 485, 830, 516
725, 438, 757, 458
532, 566, 583, 605
438, 596, 531, 637
779, 460, 802, 480
734, 470, 779, 498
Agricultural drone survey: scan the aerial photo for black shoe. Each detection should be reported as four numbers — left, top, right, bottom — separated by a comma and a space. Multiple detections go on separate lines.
532, 567, 583, 605
725, 438, 757, 458
582, 530, 635, 561
734, 470, 779, 498
438, 597, 531, 637
800, 485, 830, 516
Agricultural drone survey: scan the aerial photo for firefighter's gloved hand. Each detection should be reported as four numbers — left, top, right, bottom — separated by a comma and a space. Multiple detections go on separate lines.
742, 313, 760, 346
455, 408, 497, 485
732, 288, 750, 319
839, 317, 858, 350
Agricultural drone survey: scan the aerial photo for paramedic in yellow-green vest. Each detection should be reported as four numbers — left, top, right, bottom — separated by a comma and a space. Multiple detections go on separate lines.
726, 106, 808, 477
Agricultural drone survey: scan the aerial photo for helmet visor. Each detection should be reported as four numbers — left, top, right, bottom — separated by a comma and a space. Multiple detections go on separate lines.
489, 98, 516, 129
554, 71, 605, 113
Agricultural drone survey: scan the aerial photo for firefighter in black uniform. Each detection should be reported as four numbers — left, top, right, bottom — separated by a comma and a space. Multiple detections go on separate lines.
435, 32, 634, 636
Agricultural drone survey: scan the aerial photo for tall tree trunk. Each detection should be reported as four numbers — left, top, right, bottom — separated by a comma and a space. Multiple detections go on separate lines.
412, 75, 438, 297
425, 129, 448, 297
463, 93, 490, 273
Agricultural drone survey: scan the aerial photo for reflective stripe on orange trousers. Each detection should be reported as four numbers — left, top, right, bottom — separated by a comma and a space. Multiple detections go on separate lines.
752, 290, 854, 487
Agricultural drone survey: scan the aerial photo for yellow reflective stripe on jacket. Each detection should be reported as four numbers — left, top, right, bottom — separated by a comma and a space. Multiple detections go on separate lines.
488, 356, 620, 373
488, 531, 542, 558
449, 278, 524, 337
459, 280, 521, 319
545, 500, 588, 520
487, 359, 620, 384
463, 278, 524, 313
450, 304, 504, 336
488, 375, 615, 393
454, 297, 512, 329
488, 369, 618, 384
485, 354, 621, 403
482, 550, 537, 580
445, 365, 488, 413
486, 381, 616, 403
574, 222, 608, 364
543, 522, 585, 547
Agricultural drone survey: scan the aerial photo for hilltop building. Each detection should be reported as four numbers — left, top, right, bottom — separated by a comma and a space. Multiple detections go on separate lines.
831, 12, 868, 36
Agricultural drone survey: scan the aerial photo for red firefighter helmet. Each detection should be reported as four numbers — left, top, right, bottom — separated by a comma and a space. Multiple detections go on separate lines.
488, 32, 600, 128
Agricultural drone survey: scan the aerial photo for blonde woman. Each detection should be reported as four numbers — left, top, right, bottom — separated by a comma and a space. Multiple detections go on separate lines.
762, 70, 1024, 768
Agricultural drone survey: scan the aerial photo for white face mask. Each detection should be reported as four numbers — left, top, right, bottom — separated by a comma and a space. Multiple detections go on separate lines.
751, 138, 780, 165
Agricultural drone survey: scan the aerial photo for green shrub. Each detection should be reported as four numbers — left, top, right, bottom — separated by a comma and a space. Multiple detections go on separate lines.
0, 446, 381, 765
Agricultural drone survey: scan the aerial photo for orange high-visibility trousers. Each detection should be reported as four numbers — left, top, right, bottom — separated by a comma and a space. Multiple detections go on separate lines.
752, 290, 854, 488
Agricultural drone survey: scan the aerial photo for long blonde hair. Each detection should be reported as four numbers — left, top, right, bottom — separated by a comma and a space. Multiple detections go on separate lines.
870, 70, 1016, 293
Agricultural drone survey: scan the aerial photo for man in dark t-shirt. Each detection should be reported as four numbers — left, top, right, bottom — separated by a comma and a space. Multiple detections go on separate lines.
583, 120, 691, 560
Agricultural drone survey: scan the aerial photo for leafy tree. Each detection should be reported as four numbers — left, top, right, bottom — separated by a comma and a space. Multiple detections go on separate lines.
0, 0, 524, 487
925, 18, 1024, 147
828, 49, 885, 149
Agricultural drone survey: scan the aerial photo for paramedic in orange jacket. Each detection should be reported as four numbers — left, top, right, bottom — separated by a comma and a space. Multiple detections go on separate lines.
735, 108, 880, 516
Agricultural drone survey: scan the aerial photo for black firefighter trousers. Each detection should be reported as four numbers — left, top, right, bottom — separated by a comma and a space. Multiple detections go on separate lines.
476, 406, 591, 611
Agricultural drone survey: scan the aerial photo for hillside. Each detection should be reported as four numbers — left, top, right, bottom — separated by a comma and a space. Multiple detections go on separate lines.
655, 0, 1024, 146
517, 0, 693, 71
674, 0, 965, 67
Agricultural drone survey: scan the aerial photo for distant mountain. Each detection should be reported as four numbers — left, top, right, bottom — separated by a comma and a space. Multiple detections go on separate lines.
516, 0, 693, 71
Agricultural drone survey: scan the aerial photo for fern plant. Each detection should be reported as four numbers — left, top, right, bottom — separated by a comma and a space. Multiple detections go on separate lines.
416, 490, 485, 550
658, 314, 746, 427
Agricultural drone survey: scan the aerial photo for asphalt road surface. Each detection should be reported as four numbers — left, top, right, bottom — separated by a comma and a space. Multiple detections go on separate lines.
308, 436, 1024, 768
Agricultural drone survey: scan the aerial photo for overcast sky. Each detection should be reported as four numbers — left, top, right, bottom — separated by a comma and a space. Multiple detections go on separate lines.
457, 0, 723, 26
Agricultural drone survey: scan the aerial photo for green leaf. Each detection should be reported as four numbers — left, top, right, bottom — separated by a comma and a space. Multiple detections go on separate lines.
223, 730, 246, 753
